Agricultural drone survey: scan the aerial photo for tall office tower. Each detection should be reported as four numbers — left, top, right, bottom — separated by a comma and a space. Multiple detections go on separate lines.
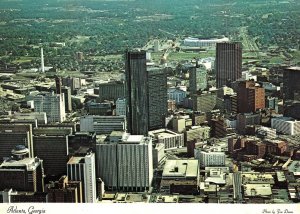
189, 65, 207, 93
55, 76, 62, 95
62, 77, 82, 95
33, 134, 69, 177
0, 157, 44, 192
34, 92, 66, 123
125, 51, 149, 135
283, 67, 300, 119
237, 80, 265, 113
46, 176, 83, 203
62, 86, 72, 112
98, 81, 125, 102
67, 152, 97, 203
148, 67, 167, 130
216, 42, 242, 88
96, 132, 153, 192
0, 123, 33, 160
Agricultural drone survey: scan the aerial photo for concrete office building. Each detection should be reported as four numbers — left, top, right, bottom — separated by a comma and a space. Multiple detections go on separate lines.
46, 176, 82, 203
0, 123, 33, 160
283, 67, 300, 119
116, 98, 126, 116
153, 143, 165, 168
80, 115, 126, 134
192, 92, 217, 113
87, 102, 112, 116
185, 126, 211, 142
99, 81, 125, 102
266, 97, 279, 113
33, 135, 69, 176
195, 149, 226, 167
237, 80, 265, 113
12, 112, 47, 125
237, 113, 261, 134
62, 77, 82, 94
0, 157, 44, 192
125, 51, 149, 135
96, 133, 153, 191
172, 117, 186, 133
148, 67, 168, 130
216, 42, 242, 88
0, 190, 48, 203
160, 159, 200, 195
67, 152, 97, 203
256, 126, 277, 140
148, 129, 184, 149
168, 88, 187, 104
271, 117, 300, 135
189, 65, 207, 93
34, 92, 66, 123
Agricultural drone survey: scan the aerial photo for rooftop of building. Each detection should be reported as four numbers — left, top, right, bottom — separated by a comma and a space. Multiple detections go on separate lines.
162, 159, 199, 178
148, 129, 181, 138
288, 161, 300, 175
286, 66, 300, 71
241, 172, 275, 184
272, 116, 298, 122
276, 171, 286, 182
155, 195, 178, 203
0, 158, 41, 170
67, 156, 84, 164
243, 184, 272, 197
121, 135, 151, 145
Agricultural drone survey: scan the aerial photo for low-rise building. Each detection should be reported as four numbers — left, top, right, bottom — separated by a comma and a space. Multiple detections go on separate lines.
148, 129, 184, 149
160, 159, 200, 195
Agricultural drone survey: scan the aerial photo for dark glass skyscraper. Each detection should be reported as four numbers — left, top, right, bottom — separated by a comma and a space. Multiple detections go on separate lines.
125, 51, 149, 135
216, 42, 242, 88
283, 66, 300, 119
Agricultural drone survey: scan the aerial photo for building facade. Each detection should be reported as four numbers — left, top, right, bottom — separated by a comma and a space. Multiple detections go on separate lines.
125, 51, 149, 135
67, 152, 97, 203
116, 98, 126, 116
98, 81, 125, 102
148, 129, 184, 149
34, 92, 66, 123
148, 67, 168, 130
80, 115, 126, 134
96, 133, 153, 192
216, 42, 242, 88
189, 65, 207, 93
283, 67, 300, 119
237, 80, 265, 113
0, 158, 44, 192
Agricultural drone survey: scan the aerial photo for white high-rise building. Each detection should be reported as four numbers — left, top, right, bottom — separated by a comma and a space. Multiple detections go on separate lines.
34, 92, 65, 123
67, 152, 97, 203
96, 133, 153, 192
195, 148, 225, 168
116, 98, 126, 116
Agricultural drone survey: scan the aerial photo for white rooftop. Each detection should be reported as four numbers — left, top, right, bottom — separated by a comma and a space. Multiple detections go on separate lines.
162, 159, 199, 178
